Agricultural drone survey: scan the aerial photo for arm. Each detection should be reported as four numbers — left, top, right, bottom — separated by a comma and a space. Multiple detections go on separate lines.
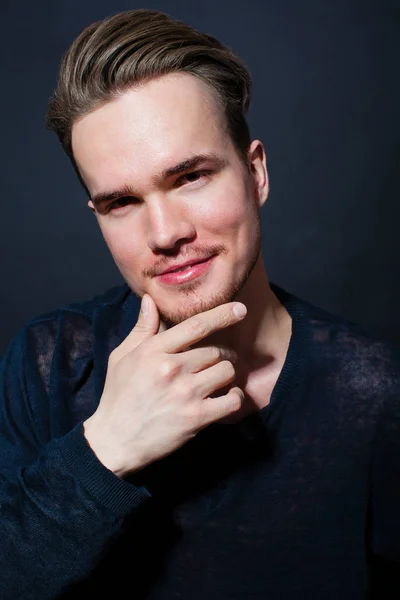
0, 295, 245, 598
0, 328, 150, 600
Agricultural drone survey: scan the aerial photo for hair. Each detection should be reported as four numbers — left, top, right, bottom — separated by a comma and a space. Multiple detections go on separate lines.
46, 9, 252, 167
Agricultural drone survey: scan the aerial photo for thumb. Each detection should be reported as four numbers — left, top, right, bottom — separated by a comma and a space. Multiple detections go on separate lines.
135, 294, 160, 335
121, 294, 160, 354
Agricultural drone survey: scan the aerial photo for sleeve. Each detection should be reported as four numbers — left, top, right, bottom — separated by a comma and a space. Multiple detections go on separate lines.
369, 363, 400, 596
0, 328, 151, 600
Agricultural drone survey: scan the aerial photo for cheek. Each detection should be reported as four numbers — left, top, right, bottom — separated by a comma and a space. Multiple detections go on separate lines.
196, 184, 253, 235
99, 221, 144, 271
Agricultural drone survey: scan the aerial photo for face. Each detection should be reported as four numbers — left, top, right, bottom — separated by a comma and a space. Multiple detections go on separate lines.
72, 73, 269, 326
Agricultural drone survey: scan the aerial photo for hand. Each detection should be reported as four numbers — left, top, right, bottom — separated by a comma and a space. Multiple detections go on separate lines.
83, 295, 247, 478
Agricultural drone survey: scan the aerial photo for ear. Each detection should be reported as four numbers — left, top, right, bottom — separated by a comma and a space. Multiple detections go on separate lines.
247, 140, 269, 208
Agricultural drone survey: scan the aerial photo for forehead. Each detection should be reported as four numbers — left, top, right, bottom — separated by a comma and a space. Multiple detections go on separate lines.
71, 73, 230, 193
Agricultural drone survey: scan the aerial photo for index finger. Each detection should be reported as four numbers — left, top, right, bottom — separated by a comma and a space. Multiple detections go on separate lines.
155, 302, 247, 354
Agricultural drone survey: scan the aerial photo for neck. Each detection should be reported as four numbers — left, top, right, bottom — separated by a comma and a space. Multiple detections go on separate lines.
204, 254, 293, 416
210, 254, 292, 368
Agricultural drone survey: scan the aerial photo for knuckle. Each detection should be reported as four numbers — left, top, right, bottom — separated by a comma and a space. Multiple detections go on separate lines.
158, 358, 180, 380
174, 379, 192, 401
219, 306, 234, 327
212, 346, 223, 361
188, 317, 207, 339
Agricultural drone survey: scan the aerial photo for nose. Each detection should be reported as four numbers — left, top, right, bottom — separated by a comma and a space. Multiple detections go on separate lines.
146, 196, 196, 251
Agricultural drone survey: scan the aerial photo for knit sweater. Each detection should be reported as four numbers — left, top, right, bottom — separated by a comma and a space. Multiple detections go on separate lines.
0, 282, 399, 599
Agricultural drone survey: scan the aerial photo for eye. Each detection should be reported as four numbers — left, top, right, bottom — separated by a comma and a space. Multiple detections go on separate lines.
177, 170, 210, 186
107, 196, 137, 213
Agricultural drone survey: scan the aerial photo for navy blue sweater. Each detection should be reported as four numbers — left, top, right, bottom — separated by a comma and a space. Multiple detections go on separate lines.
1, 282, 399, 599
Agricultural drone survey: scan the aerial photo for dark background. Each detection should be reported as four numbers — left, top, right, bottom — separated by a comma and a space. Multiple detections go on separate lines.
0, 0, 399, 357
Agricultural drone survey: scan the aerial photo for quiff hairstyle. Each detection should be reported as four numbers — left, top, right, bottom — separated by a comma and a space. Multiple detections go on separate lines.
47, 9, 252, 165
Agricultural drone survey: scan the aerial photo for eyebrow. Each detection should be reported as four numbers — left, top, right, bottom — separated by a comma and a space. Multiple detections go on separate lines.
90, 153, 227, 209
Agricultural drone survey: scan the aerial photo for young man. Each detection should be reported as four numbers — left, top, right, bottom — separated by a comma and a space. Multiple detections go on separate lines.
1, 9, 399, 599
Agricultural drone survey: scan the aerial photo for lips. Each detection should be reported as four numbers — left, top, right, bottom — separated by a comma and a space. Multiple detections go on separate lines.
156, 255, 215, 285
159, 256, 212, 275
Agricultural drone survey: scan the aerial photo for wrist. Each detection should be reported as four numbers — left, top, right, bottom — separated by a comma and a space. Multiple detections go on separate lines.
83, 416, 135, 479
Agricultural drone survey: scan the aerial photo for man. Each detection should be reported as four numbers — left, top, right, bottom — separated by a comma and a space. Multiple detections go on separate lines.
1, 9, 399, 599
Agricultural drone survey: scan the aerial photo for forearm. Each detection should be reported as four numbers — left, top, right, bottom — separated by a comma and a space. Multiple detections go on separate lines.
0, 423, 150, 600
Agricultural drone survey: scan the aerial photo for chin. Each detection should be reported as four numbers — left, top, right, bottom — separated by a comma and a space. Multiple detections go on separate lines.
157, 284, 237, 327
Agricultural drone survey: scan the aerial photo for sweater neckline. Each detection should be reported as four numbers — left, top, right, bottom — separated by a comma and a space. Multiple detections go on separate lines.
260, 282, 311, 423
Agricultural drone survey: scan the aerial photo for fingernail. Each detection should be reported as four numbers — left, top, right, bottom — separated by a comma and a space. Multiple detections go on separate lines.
233, 303, 247, 318
141, 295, 149, 316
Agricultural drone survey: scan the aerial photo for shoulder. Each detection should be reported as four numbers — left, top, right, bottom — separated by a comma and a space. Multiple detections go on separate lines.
7, 283, 131, 370
297, 294, 400, 405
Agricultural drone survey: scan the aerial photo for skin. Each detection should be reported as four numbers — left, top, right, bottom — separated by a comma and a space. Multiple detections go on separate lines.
73, 72, 292, 446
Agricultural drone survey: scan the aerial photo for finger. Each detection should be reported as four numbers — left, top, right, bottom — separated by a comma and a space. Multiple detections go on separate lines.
183, 345, 237, 373
199, 387, 244, 427
194, 360, 237, 399
155, 302, 247, 354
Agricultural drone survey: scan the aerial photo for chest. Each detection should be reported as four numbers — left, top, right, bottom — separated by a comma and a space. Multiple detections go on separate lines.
142, 430, 370, 600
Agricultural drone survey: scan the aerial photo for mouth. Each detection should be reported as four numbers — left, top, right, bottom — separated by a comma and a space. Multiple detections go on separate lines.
156, 255, 215, 286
